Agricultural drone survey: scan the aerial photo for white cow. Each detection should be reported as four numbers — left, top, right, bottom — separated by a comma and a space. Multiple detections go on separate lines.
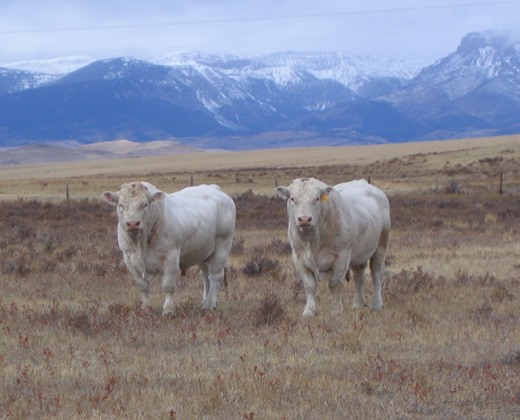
275, 177, 391, 316
102, 181, 236, 315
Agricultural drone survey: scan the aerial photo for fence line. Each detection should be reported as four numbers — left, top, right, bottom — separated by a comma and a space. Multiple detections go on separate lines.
38, 169, 510, 201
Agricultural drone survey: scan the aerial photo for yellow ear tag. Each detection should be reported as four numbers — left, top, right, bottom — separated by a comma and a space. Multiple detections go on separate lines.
320, 194, 329, 202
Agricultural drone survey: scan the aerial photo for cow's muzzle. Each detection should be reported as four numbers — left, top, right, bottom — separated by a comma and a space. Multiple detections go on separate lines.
126, 220, 142, 232
297, 216, 313, 227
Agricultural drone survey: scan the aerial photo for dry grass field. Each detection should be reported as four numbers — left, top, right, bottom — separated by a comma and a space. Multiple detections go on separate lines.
1, 135, 519, 418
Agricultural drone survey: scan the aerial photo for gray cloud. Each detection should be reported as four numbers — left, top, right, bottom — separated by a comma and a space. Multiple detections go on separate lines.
1, 0, 520, 64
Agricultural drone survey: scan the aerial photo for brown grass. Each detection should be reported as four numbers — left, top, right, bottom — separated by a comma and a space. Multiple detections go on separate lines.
1, 137, 519, 418
1, 134, 519, 199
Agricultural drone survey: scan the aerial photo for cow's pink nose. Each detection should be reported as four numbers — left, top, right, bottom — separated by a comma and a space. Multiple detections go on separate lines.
298, 216, 312, 226
126, 220, 141, 230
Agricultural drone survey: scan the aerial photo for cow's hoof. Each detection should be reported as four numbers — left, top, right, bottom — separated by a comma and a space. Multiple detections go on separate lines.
302, 308, 316, 317
162, 308, 175, 316
202, 298, 217, 311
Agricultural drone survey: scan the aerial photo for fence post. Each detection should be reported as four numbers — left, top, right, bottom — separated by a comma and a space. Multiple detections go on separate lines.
65, 183, 70, 201
367, 175, 371, 185
499, 170, 503, 195
274, 177, 278, 188
190, 175, 194, 186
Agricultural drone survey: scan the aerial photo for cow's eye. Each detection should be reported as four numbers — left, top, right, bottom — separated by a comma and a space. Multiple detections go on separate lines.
141, 203, 148, 209
316, 197, 320, 202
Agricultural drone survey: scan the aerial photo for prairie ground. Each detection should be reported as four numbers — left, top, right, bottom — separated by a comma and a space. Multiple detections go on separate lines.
0, 136, 519, 419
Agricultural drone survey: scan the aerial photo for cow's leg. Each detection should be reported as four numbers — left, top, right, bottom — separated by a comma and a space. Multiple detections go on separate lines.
198, 263, 210, 305
203, 236, 232, 310
204, 268, 223, 310
301, 272, 317, 316
136, 276, 151, 308
131, 275, 151, 308
161, 271, 178, 315
370, 262, 384, 310
370, 228, 389, 310
294, 264, 317, 317
328, 258, 350, 315
352, 265, 367, 309
161, 251, 180, 315
124, 253, 151, 308
292, 250, 320, 316
370, 248, 386, 310
328, 280, 345, 314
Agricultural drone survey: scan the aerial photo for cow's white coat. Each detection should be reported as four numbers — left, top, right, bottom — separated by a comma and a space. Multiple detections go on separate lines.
103, 181, 235, 314
276, 178, 391, 316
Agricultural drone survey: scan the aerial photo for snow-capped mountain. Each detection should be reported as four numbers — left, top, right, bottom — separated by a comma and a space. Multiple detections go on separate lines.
384, 31, 520, 138
1, 56, 96, 75
0, 67, 51, 96
387, 31, 520, 103
152, 51, 423, 91
0, 56, 96, 96
0, 31, 518, 149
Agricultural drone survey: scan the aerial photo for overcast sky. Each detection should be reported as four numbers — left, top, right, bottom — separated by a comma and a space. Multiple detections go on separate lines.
1, 0, 520, 65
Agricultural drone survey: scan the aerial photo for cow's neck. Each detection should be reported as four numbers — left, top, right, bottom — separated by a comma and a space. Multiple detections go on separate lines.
293, 224, 320, 250
318, 198, 341, 242
299, 213, 339, 260
122, 205, 163, 275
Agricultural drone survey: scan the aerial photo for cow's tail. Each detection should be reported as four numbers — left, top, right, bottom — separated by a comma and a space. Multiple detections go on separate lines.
222, 266, 228, 295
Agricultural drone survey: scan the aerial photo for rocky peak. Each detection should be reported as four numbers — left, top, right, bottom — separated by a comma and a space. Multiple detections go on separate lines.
457, 31, 510, 53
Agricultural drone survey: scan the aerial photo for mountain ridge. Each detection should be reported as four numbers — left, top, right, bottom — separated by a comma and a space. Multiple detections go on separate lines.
0, 31, 519, 150
0, 139, 200, 166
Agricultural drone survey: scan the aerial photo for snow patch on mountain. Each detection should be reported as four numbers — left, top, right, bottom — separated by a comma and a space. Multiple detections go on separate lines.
385, 31, 520, 104
151, 50, 424, 92
2, 51, 424, 96
248, 51, 424, 89
1, 56, 95, 75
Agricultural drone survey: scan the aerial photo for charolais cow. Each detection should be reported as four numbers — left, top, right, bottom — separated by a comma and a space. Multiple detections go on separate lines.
275, 177, 391, 316
102, 181, 236, 315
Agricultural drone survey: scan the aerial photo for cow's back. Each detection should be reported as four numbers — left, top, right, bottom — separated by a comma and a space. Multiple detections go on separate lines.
164, 184, 235, 238
334, 180, 390, 225
332, 180, 390, 261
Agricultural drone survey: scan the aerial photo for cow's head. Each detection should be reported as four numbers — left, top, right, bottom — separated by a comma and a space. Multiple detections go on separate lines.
275, 178, 333, 230
102, 182, 165, 233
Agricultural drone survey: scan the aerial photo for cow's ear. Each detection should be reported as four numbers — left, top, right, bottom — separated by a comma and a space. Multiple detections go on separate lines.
275, 186, 290, 200
102, 191, 118, 206
152, 191, 165, 202
320, 186, 334, 202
